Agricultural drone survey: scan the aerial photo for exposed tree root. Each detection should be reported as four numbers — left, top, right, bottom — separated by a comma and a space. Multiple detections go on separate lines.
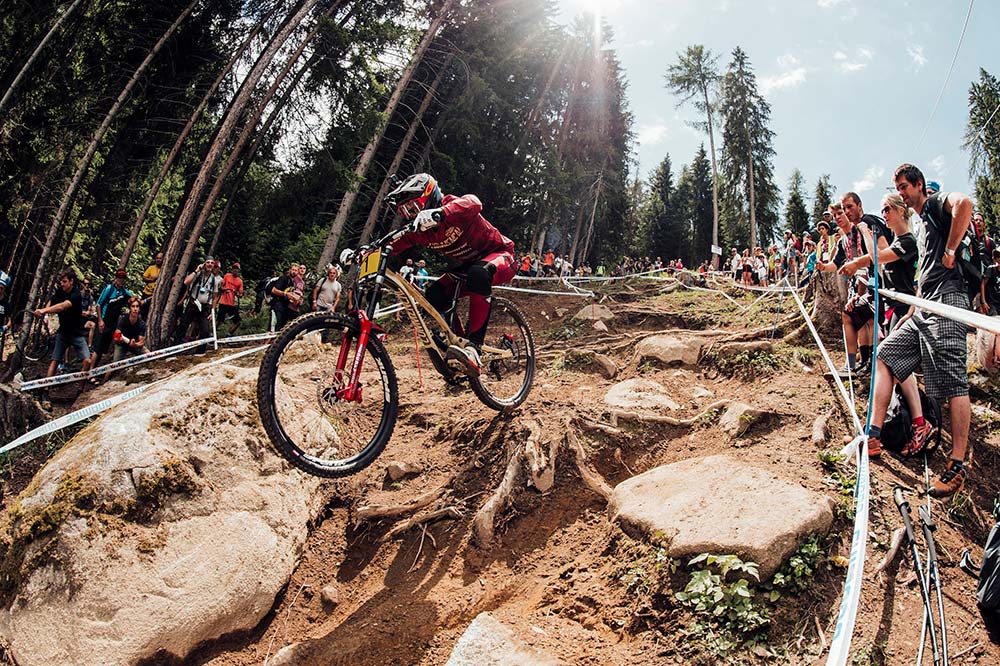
874, 526, 907, 580
354, 476, 454, 524
608, 399, 730, 428
384, 506, 463, 543
812, 409, 832, 447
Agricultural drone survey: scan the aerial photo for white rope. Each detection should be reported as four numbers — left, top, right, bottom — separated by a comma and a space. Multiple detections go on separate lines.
2, 344, 268, 455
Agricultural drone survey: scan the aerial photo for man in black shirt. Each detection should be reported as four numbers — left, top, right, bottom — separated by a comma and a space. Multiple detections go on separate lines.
270, 265, 301, 331
980, 248, 1000, 316
113, 297, 148, 361
33, 269, 93, 380
866, 163, 974, 498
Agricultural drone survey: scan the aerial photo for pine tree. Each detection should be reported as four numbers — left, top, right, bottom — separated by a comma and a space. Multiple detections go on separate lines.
719, 47, 779, 248
688, 145, 714, 264
811, 174, 834, 224
643, 154, 682, 261
963, 68, 1000, 235
785, 169, 809, 236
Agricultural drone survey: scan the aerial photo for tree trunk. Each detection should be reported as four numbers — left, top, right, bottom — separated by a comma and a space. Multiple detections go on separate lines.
570, 170, 602, 265
514, 41, 570, 156
748, 145, 757, 249
702, 81, 720, 267
169, 0, 343, 317
119, 0, 283, 267
316, 0, 456, 272
151, 0, 320, 344
358, 51, 454, 246
0, 0, 87, 120
579, 169, 604, 265
531, 74, 579, 257
17, 0, 198, 350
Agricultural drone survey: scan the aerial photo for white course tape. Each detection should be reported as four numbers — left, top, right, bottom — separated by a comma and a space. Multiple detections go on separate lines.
787, 280, 870, 665
217, 332, 278, 345
495, 284, 594, 298
855, 280, 1000, 336
1, 344, 268, 456
17, 338, 211, 392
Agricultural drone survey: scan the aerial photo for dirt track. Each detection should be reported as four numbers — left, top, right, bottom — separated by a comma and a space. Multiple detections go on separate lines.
6, 280, 1000, 665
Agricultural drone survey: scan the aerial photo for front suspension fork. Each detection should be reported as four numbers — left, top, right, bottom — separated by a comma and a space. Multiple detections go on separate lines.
336, 311, 381, 403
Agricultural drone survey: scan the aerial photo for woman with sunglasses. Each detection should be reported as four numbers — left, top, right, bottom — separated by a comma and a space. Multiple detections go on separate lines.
840, 192, 932, 455
385, 173, 516, 377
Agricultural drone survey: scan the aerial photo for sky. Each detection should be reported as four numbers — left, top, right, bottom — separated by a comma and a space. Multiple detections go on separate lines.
553, 0, 1000, 216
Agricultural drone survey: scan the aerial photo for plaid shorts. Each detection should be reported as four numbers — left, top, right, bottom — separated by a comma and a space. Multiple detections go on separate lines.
877, 291, 970, 400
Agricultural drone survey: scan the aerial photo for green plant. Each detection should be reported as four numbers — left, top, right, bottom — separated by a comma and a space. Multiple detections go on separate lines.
675, 553, 770, 638
710, 349, 785, 379
618, 544, 675, 597
817, 449, 845, 471
771, 536, 822, 593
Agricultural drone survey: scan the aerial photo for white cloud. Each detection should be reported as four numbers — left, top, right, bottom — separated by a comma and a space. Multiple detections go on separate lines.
907, 44, 927, 67
928, 154, 946, 175
637, 123, 668, 146
776, 53, 800, 68
761, 67, 808, 94
833, 50, 848, 61
840, 61, 868, 73
818, 0, 847, 6
853, 164, 886, 193
858, 46, 874, 60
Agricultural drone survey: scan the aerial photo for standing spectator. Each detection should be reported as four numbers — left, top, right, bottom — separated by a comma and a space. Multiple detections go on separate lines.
0, 271, 10, 363
530, 254, 541, 277
92, 269, 133, 371
270, 265, 301, 330
79, 277, 98, 350
313, 264, 342, 312
816, 219, 835, 263
543, 248, 555, 276
866, 164, 974, 496
399, 258, 416, 283
595, 261, 605, 277
112, 297, 148, 361
140, 252, 163, 318
980, 248, 1000, 316
291, 264, 306, 316
415, 260, 430, 290
517, 254, 532, 277
34, 269, 92, 407
728, 248, 739, 280
217, 262, 244, 336
800, 240, 817, 289
176, 257, 222, 348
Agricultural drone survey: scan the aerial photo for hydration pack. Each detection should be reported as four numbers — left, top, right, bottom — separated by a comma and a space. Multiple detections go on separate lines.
880, 385, 941, 455
961, 502, 1000, 642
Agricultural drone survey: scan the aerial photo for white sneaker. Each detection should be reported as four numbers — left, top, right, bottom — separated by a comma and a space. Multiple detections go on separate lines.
446, 345, 481, 377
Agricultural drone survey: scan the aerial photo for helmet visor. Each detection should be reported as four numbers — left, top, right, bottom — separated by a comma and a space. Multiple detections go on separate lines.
398, 199, 424, 220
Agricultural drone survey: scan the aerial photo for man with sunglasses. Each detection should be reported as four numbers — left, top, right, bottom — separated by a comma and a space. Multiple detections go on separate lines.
385, 173, 515, 376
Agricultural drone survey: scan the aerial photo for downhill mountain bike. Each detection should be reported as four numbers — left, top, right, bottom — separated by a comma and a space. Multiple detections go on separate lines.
256, 222, 535, 478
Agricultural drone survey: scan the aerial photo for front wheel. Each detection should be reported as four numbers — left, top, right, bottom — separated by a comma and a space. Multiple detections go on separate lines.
469, 297, 535, 412
256, 311, 398, 478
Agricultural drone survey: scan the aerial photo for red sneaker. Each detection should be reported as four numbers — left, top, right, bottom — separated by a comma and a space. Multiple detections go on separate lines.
902, 421, 935, 457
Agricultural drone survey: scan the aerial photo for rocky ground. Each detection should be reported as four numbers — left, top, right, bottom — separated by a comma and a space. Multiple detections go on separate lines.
2, 278, 1000, 665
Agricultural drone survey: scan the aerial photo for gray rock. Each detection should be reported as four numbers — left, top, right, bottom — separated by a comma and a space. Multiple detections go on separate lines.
592, 320, 609, 333
555, 307, 568, 318
320, 585, 339, 607
634, 335, 702, 367
718, 401, 764, 439
608, 454, 835, 578
386, 461, 423, 482
692, 386, 713, 400
446, 612, 561, 666
572, 303, 614, 321
604, 378, 680, 411
0, 364, 323, 666
563, 350, 618, 379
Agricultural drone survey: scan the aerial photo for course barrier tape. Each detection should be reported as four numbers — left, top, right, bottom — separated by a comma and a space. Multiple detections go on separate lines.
16, 338, 212, 392
786, 278, 869, 665
855, 278, 1000, 337
216, 332, 278, 345
1, 344, 269, 456
495, 284, 595, 298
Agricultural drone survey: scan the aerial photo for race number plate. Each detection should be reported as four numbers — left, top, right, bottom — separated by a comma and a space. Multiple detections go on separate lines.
359, 252, 382, 279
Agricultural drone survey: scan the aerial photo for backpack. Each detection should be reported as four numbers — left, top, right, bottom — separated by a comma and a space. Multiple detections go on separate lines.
923, 192, 982, 301
258, 276, 279, 306
880, 384, 941, 455
960, 502, 1000, 642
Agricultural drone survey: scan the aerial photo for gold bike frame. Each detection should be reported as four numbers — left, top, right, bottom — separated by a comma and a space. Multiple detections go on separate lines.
380, 269, 512, 359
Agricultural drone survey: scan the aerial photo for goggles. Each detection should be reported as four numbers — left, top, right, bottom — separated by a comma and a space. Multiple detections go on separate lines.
398, 200, 423, 220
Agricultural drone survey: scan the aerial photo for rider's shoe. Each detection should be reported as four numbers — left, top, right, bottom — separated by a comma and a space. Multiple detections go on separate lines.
446, 344, 481, 377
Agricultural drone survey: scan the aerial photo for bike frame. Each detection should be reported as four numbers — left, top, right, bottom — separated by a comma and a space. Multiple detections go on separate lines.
336, 239, 512, 403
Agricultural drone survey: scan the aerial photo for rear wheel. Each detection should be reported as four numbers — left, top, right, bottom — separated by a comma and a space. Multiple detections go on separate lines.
256, 311, 398, 478
468, 297, 535, 411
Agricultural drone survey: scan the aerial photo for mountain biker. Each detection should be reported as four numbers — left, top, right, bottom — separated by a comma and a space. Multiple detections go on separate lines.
385, 173, 516, 376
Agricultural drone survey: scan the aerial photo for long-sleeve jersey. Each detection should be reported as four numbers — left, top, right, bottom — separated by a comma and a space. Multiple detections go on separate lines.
390, 194, 514, 264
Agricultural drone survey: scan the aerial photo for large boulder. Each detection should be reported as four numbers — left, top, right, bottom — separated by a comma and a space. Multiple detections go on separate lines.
447, 612, 560, 666
634, 334, 702, 367
604, 378, 680, 411
572, 303, 614, 322
0, 363, 323, 666
608, 455, 834, 578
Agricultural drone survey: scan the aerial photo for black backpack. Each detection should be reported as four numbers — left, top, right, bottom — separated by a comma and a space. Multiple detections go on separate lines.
923, 192, 982, 301
961, 501, 1000, 642
880, 384, 941, 455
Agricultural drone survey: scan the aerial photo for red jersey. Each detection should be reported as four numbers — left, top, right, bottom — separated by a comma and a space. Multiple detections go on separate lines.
391, 194, 514, 264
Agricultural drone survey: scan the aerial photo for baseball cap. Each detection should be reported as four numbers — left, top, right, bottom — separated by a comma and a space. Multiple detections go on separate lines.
115, 268, 127, 277
205, 255, 215, 264
817, 220, 831, 230
232, 262, 241, 270
926, 180, 941, 194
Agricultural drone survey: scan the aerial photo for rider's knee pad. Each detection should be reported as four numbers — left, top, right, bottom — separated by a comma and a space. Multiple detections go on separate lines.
425, 279, 451, 311
467, 262, 495, 296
